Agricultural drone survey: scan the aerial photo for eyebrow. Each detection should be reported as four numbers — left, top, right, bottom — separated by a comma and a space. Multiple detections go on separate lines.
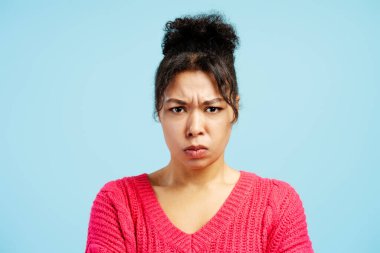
164, 97, 224, 106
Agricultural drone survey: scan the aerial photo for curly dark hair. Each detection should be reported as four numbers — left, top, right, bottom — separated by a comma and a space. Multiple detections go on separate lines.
153, 12, 240, 124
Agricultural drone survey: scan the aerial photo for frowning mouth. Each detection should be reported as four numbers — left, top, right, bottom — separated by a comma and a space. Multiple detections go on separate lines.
184, 145, 208, 151
183, 145, 208, 159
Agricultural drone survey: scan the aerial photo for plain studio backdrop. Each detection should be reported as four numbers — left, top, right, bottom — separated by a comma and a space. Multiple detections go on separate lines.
0, 1, 379, 252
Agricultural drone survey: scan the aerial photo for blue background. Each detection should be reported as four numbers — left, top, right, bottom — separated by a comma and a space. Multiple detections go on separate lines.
1, 1, 379, 252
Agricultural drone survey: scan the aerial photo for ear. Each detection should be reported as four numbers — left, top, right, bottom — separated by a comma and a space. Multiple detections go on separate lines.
236, 95, 240, 110
157, 110, 162, 123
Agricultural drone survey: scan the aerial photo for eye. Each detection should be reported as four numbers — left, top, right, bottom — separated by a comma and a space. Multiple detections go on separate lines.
169, 107, 185, 113
206, 107, 223, 113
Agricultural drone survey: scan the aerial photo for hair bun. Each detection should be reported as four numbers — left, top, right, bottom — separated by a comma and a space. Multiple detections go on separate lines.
162, 13, 239, 56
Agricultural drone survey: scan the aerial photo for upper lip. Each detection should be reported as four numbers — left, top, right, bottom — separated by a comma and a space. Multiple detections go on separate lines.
184, 145, 207, 151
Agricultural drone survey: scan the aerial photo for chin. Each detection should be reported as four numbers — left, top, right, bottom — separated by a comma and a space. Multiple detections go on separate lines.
187, 164, 208, 170
183, 157, 216, 170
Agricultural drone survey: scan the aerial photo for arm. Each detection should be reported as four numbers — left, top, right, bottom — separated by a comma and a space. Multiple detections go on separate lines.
85, 182, 136, 253
267, 181, 314, 253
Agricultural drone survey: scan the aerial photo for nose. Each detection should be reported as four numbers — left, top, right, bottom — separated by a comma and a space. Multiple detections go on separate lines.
186, 109, 204, 138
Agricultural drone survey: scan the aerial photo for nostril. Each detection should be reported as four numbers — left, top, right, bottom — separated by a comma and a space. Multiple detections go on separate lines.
187, 129, 204, 137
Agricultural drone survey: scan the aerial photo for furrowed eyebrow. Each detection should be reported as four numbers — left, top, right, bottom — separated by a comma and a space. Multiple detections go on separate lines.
164, 97, 224, 105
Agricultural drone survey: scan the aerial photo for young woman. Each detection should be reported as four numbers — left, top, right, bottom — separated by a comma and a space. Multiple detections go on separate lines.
85, 13, 314, 253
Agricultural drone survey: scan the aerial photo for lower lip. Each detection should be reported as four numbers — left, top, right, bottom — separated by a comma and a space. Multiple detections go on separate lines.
184, 149, 207, 159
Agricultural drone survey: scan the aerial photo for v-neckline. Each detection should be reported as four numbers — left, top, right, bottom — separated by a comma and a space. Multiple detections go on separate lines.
133, 170, 254, 251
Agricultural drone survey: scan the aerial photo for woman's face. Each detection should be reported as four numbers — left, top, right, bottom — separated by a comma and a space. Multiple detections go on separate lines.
158, 70, 236, 170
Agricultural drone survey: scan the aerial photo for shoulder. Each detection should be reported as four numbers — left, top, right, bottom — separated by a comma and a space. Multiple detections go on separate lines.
92, 173, 146, 211
240, 171, 313, 251
242, 170, 297, 193
269, 178, 301, 204
97, 173, 145, 193
242, 171, 304, 213
86, 174, 143, 252
264, 177, 306, 224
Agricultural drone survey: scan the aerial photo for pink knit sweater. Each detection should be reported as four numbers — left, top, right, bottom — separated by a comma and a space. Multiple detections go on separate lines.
85, 170, 313, 252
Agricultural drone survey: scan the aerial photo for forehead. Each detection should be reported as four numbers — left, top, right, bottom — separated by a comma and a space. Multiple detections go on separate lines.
164, 70, 220, 97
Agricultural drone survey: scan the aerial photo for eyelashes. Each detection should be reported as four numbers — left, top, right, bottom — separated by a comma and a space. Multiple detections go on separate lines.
170, 107, 185, 113
169, 106, 223, 114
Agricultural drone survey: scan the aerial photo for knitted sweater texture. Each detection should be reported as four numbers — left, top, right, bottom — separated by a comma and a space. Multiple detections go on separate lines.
85, 170, 314, 252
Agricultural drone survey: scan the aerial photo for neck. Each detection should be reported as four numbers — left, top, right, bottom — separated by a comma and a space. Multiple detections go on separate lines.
160, 156, 233, 189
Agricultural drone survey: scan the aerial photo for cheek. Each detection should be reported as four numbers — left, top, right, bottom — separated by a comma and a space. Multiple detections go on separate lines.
213, 112, 233, 129
211, 118, 232, 142
216, 124, 231, 140
162, 122, 182, 146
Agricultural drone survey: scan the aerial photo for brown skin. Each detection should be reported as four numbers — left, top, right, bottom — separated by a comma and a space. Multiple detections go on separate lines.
148, 70, 240, 234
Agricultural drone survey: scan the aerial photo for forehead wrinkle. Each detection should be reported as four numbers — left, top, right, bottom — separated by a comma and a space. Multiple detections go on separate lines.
164, 71, 221, 105
164, 97, 224, 106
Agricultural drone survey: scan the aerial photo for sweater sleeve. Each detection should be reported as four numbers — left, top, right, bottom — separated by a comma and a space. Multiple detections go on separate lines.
85, 181, 136, 253
267, 180, 314, 253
